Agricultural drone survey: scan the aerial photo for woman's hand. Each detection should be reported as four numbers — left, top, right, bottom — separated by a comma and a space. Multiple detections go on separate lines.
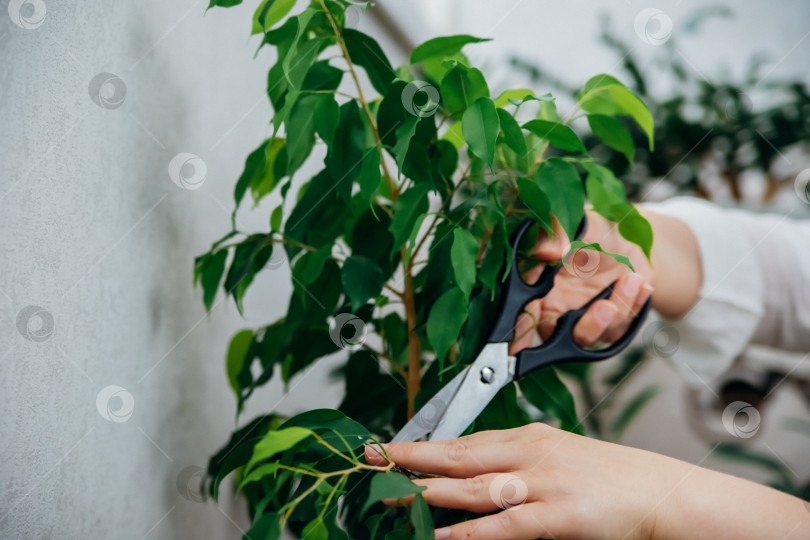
511, 208, 702, 355
364, 424, 810, 540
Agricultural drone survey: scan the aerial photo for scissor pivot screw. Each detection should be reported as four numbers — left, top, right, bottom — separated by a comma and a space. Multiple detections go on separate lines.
480, 367, 495, 384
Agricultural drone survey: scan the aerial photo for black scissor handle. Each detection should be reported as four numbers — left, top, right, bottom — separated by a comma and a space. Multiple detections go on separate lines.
486, 217, 588, 343
513, 281, 652, 379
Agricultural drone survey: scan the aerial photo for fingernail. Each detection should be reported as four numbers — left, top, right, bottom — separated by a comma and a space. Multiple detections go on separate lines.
595, 303, 616, 325
621, 274, 642, 297
364, 444, 386, 459
638, 283, 653, 302
434, 527, 451, 539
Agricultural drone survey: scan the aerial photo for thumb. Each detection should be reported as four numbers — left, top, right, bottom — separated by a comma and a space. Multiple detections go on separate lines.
534, 216, 571, 262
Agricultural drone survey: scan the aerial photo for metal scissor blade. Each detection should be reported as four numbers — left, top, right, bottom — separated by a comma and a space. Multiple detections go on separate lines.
391, 366, 470, 443
428, 342, 515, 441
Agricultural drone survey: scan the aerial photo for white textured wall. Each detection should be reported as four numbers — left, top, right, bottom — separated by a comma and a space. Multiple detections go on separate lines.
0, 1, 346, 538
2, 1, 809, 540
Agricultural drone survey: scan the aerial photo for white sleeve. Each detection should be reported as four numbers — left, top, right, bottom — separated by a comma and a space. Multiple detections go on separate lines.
641, 197, 810, 384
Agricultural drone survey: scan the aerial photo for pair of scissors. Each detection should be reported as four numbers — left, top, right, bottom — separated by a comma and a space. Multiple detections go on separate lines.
392, 217, 652, 443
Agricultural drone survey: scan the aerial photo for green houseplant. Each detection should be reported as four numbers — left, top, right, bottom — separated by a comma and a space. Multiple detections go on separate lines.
194, 1, 656, 537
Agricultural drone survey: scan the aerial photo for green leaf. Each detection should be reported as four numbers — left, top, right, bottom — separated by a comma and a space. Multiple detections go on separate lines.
358, 148, 381, 202
579, 77, 654, 150
246, 426, 314, 473
533, 158, 584, 240
462, 97, 500, 167
195, 250, 228, 312
281, 409, 371, 451
292, 245, 333, 286
516, 177, 552, 235
497, 108, 527, 162
238, 461, 280, 490
519, 367, 582, 434
584, 163, 653, 260
252, 0, 296, 34
389, 183, 430, 254
302, 518, 329, 540
440, 64, 489, 115
393, 116, 419, 177
610, 385, 659, 440
208, 0, 241, 8
341, 255, 386, 312
286, 94, 322, 176
325, 101, 367, 202
281, 8, 319, 86
361, 472, 426, 516
450, 228, 478, 301
410, 34, 490, 64
538, 99, 561, 122
587, 114, 635, 163
234, 138, 286, 208
243, 512, 281, 540
344, 29, 395, 95
494, 88, 534, 108
569, 240, 634, 272
314, 93, 340, 149
478, 220, 507, 298
617, 204, 654, 261
426, 287, 468, 368
522, 119, 586, 154
584, 162, 626, 221
410, 493, 434, 540
223, 235, 274, 314
441, 121, 465, 150
270, 205, 283, 232
226, 330, 253, 399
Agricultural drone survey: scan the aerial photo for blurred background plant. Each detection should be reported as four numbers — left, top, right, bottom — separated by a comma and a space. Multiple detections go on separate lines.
510, 7, 810, 206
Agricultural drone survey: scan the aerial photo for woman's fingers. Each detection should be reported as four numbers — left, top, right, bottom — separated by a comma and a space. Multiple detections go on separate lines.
363, 429, 529, 476
509, 300, 541, 355
413, 472, 534, 513
363, 439, 516, 477
434, 502, 552, 540
571, 299, 618, 346
601, 275, 653, 343
571, 274, 652, 346
534, 217, 570, 262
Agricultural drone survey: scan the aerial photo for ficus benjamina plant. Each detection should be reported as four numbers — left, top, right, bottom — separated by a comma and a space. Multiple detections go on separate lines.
194, 0, 656, 538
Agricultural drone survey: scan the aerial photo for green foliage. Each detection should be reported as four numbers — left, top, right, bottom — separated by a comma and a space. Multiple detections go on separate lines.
510, 11, 810, 203
198, 1, 657, 537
